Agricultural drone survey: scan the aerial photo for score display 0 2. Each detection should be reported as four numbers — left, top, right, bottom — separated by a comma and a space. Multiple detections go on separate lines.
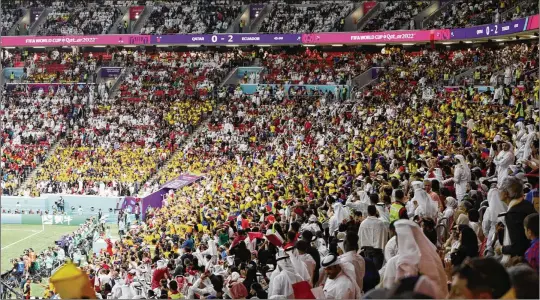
152, 33, 302, 45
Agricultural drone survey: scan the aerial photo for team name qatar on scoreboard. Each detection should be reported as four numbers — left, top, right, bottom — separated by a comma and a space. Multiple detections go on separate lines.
192, 37, 205, 41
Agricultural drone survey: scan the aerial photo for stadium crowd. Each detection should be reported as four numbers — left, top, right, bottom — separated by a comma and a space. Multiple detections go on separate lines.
140, 0, 241, 34
0, 2, 539, 296
363, 1, 429, 31
0, 4, 23, 36
38, 1, 121, 35
255, 50, 369, 85
12, 43, 533, 299
2, 40, 539, 299
1, 46, 108, 196
501, 0, 540, 22
25, 50, 247, 197
425, 0, 538, 29
259, 2, 354, 33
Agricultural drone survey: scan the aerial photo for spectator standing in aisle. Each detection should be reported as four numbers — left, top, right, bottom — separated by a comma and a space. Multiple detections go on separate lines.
118, 218, 126, 238
358, 205, 387, 270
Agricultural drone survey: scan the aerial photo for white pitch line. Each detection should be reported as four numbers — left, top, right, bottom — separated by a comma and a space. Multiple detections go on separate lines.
1, 228, 44, 250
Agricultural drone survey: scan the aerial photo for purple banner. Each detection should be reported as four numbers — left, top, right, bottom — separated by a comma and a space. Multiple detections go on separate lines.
141, 190, 165, 220
121, 196, 138, 211
250, 4, 265, 19
100, 67, 122, 78
152, 33, 301, 45
160, 174, 203, 190
450, 18, 527, 40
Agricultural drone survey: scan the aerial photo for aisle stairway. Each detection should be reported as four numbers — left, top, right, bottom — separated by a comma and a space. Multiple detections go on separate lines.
249, 4, 271, 33
138, 117, 212, 197
132, 6, 153, 34
356, 1, 384, 31
28, 8, 50, 35
15, 141, 61, 195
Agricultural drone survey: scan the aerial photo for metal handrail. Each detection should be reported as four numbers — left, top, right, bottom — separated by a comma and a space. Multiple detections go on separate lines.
0, 279, 23, 300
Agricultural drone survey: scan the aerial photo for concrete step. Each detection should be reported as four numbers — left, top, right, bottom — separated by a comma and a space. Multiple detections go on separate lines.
108, 7, 130, 34
28, 8, 50, 35
249, 4, 272, 33
401, 1, 440, 30
421, 0, 454, 29
132, 5, 153, 34
356, 1, 384, 31
227, 4, 249, 33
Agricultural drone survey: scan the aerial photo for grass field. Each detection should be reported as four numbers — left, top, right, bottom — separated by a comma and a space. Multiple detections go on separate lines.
1, 224, 81, 272
1, 223, 119, 298
1, 224, 82, 297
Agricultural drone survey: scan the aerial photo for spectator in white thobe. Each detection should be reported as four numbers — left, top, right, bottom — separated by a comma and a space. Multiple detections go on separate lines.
358, 205, 387, 250
411, 181, 438, 220
328, 202, 350, 236
444, 154, 471, 201
494, 142, 515, 188
268, 251, 303, 299
340, 232, 365, 292
321, 254, 361, 299
186, 272, 216, 299
382, 220, 448, 298
295, 240, 316, 281
481, 188, 508, 250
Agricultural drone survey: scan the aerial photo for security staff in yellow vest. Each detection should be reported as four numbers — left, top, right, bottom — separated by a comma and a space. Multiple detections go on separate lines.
124, 20, 128, 34
389, 190, 408, 222
474, 68, 481, 85
514, 98, 526, 120
9, 72, 15, 82
443, 72, 450, 85
514, 68, 521, 85
503, 85, 511, 106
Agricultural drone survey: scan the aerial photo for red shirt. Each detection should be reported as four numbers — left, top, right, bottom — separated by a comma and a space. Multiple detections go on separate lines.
241, 219, 249, 230
151, 268, 170, 289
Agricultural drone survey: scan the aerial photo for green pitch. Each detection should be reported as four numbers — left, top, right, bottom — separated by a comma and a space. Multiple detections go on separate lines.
1, 223, 119, 298
1, 224, 80, 298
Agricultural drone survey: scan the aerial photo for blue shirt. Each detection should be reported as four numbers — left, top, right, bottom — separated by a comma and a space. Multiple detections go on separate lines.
17, 261, 24, 273
182, 238, 194, 250
525, 238, 539, 272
